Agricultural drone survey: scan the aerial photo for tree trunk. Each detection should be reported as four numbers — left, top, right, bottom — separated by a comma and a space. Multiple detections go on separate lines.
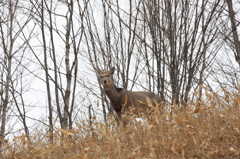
63, 1, 74, 129
226, 0, 240, 67
0, 56, 12, 149
0, 0, 14, 151
41, 0, 53, 139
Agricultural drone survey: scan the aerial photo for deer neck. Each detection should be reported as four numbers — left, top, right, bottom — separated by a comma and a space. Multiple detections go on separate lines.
104, 84, 120, 103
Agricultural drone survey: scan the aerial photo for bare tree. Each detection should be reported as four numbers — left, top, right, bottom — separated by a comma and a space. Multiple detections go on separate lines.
30, 0, 87, 130
84, 0, 226, 109
0, 0, 33, 151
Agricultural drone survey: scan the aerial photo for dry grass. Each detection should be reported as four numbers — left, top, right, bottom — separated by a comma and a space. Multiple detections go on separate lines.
2, 90, 240, 159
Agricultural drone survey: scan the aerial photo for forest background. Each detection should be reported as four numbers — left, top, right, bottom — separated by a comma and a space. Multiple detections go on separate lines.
1, 0, 240, 158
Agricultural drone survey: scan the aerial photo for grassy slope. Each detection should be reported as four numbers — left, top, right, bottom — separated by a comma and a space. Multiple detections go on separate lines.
2, 91, 240, 159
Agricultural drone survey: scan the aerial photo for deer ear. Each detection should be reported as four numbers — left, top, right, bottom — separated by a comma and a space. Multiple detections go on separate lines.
96, 69, 102, 76
110, 67, 115, 75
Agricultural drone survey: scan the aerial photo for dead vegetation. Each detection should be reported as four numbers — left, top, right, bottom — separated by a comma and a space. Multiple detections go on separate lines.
2, 89, 240, 159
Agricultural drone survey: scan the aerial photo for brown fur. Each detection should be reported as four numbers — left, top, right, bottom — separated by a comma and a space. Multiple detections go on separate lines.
97, 65, 162, 123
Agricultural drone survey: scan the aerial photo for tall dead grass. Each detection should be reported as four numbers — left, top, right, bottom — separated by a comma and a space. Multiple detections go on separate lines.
2, 89, 240, 159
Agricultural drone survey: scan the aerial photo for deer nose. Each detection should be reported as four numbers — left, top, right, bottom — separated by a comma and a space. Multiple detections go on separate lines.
104, 80, 107, 84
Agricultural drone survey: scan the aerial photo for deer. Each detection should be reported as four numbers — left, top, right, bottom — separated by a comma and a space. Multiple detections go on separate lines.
96, 62, 163, 125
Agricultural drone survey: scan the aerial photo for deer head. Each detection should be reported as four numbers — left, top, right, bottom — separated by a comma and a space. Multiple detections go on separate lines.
96, 61, 115, 90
